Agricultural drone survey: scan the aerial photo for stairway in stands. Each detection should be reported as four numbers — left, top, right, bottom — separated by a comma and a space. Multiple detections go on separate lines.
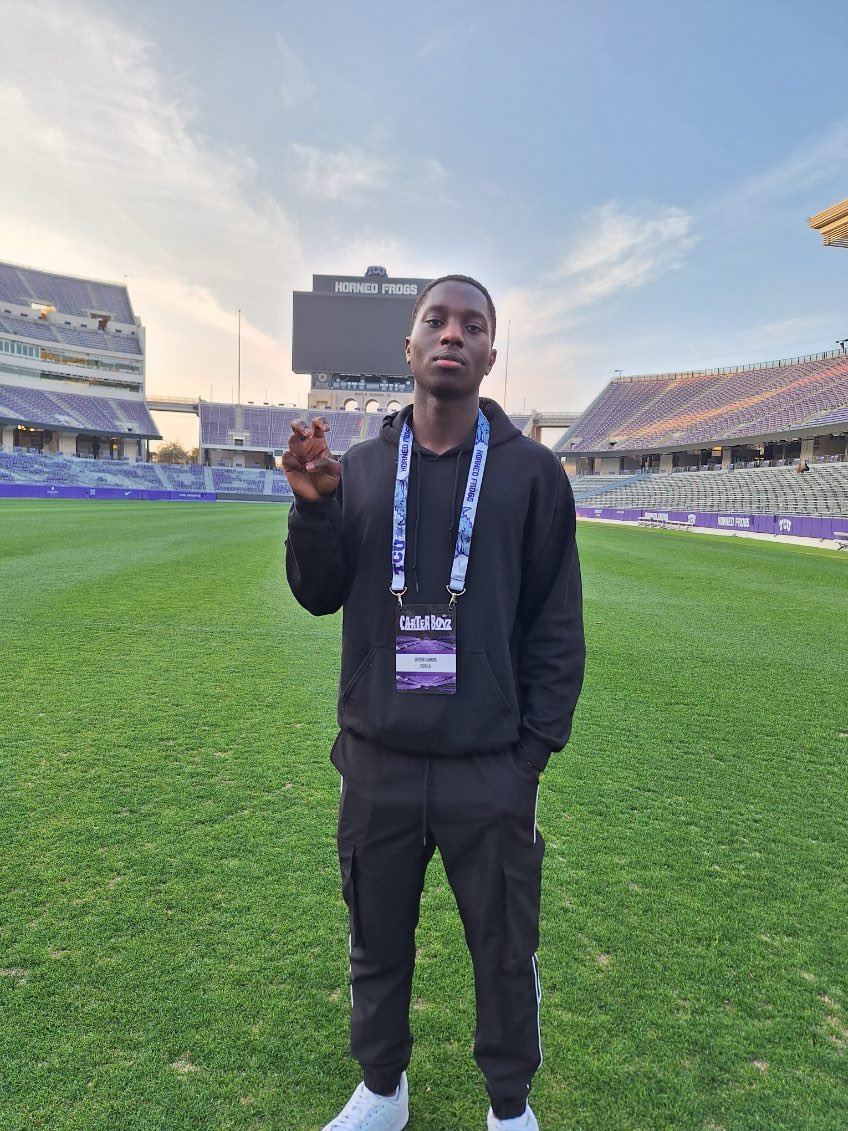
109, 398, 133, 431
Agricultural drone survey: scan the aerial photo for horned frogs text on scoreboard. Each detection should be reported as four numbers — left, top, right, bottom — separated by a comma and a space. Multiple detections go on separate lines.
333, 280, 419, 295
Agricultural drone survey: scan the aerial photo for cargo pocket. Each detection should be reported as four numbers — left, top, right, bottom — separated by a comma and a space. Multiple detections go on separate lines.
501, 833, 544, 972
338, 840, 362, 948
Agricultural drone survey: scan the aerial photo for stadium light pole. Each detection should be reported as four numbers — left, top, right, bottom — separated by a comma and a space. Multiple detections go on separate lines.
237, 309, 242, 405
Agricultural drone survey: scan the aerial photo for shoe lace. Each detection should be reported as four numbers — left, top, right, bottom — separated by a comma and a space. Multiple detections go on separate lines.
334, 1084, 392, 1128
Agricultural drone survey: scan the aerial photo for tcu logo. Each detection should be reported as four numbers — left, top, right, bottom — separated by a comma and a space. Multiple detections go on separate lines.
687, 514, 696, 525
779, 519, 792, 533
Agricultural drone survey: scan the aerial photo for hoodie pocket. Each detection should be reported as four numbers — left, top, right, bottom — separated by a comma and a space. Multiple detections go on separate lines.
340, 646, 377, 702
340, 644, 519, 756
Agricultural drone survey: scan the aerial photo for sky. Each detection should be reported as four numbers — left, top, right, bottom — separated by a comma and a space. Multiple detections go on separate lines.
1, 0, 847, 449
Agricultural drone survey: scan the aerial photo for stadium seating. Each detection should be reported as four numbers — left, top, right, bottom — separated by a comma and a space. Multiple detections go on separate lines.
199, 403, 384, 455
200, 404, 236, 446
0, 313, 142, 356
0, 450, 293, 497
570, 463, 848, 517
570, 472, 650, 501
3, 449, 845, 516
0, 263, 135, 324
0, 383, 158, 436
209, 466, 273, 494
508, 414, 533, 435
200, 403, 538, 456
559, 354, 848, 452
0, 315, 57, 343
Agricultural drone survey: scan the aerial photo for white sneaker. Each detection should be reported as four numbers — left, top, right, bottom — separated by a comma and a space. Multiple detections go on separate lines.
321, 1072, 409, 1130
487, 1102, 539, 1130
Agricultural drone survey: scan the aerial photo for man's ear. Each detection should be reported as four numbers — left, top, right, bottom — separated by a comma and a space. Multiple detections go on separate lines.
485, 347, 497, 375
404, 336, 411, 365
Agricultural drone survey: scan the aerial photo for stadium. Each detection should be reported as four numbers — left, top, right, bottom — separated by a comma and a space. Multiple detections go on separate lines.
1, 257, 846, 543
3, 250, 847, 1131
558, 350, 848, 544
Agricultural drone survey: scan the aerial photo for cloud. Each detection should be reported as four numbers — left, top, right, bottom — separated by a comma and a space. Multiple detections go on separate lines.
547, 202, 698, 305
490, 202, 698, 409
274, 33, 312, 107
411, 158, 450, 195
745, 120, 848, 200
412, 24, 474, 60
500, 202, 697, 343
751, 125, 848, 199
308, 235, 445, 281
0, 0, 305, 401
747, 315, 834, 345
289, 144, 450, 205
709, 119, 848, 227
289, 144, 390, 200
133, 275, 294, 401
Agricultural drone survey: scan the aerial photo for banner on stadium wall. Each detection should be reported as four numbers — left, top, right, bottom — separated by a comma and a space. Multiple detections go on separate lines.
575, 506, 848, 541
0, 484, 216, 503
0, 484, 86, 499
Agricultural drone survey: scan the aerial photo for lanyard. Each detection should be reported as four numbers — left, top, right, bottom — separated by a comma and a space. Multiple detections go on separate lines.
390, 408, 490, 604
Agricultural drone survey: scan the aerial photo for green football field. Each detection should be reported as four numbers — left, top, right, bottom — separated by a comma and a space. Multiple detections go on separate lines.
1, 500, 846, 1131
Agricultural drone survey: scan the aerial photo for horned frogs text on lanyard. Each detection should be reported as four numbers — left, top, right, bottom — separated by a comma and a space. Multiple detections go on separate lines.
390, 409, 490, 695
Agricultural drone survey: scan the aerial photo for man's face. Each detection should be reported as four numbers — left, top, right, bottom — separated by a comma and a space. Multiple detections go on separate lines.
405, 281, 496, 401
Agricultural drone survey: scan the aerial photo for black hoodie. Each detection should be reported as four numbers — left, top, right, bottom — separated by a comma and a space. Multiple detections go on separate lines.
285, 398, 585, 771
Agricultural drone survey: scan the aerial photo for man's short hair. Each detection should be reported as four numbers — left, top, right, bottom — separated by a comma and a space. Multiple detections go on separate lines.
410, 274, 497, 345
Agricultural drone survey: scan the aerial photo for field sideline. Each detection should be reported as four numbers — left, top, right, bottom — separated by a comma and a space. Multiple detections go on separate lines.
2, 500, 846, 1131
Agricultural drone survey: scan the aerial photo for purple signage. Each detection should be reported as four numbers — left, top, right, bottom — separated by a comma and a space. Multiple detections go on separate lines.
0, 484, 216, 503
575, 506, 848, 543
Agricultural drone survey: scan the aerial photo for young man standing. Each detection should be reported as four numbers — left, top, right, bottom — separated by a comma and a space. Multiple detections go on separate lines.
284, 275, 585, 1130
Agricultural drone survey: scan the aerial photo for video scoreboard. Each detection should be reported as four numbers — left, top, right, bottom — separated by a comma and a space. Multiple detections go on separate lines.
292, 268, 431, 379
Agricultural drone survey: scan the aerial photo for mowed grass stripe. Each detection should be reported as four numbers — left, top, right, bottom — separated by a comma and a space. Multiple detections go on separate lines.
1, 501, 846, 1130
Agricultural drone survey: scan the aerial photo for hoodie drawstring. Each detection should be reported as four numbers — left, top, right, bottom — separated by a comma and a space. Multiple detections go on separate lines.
410, 441, 469, 595
448, 451, 463, 551
412, 449, 422, 594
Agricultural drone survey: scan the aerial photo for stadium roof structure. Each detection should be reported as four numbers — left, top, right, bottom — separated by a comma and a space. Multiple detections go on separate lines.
807, 199, 848, 248
555, 351, 848, 456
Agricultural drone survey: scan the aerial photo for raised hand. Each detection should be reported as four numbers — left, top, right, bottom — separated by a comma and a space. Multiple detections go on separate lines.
281, 417, 341, 502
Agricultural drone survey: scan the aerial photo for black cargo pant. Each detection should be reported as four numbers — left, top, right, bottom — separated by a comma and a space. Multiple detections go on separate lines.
334, 740, 544, 1121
